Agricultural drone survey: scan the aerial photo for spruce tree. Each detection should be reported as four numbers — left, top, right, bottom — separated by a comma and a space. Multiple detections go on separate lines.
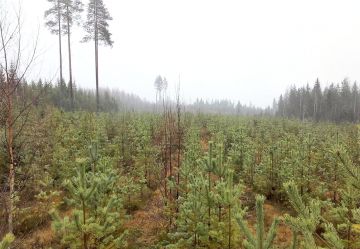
82, 0, 113, 112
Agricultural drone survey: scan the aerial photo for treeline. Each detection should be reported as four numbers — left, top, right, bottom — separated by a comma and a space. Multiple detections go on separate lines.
187, 98, 270, 116
16, 79, 267, 115
17, 75, 360, 122
20, 80, 152, 112
275, 78, 360, 122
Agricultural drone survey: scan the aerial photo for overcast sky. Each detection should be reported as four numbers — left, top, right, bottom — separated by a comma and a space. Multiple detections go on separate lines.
5, 0, 360, 107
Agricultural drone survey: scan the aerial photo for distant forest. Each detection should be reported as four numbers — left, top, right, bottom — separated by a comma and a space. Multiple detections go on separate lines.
275, 78, 360, 123
21, 79, 268, 115
13, 76, 360, 123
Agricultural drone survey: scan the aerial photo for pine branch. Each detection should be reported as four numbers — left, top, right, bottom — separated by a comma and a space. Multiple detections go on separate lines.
0, 234, 15, 249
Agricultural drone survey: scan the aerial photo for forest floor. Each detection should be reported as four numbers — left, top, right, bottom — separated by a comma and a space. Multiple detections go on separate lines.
124, 189, 167, 248
259, 201, 292, 248
15, 220, 54, 248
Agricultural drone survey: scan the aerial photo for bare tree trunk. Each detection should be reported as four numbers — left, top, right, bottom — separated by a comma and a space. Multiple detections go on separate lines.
354, 93, 357, 122
176, 110, 181, 201
176, 80, 181, 205
314, 96, 316, 118
0, 5, 39, 235
299, 95, 302, 121
162, 92, 168, 199
66, 5, 74, 110
7, 85, 14, 234
168, 109, 172, 199
57, 0, 63, 84
1, 15, 14, 234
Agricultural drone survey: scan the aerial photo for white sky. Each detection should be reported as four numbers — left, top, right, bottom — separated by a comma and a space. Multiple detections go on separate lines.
4, 0, 360, 107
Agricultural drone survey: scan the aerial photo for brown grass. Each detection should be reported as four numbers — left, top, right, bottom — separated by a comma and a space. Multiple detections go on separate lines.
124, 189, 167, 248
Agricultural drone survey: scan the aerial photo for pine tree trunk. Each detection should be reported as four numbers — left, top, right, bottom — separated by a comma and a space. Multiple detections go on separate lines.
95, 40, 99, 113
347, 223, 351, 249
66, 5, 74, 111
251, 155, 255, 186
333, 159, 338, 203
82, 199, 88, 249
94, 0, 99, 113
228, 204, 231, 249
57, 0, 63, 84
218, 206, 221, 221
291, 232, 298, 249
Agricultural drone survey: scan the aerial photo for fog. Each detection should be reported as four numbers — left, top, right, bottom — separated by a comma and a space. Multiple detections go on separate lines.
7, 0, 360, 107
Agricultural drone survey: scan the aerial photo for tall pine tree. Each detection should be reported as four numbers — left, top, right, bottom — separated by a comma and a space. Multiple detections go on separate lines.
62, 0, 83, 110
82, 0, 113, 112
45, 0, 65, 84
